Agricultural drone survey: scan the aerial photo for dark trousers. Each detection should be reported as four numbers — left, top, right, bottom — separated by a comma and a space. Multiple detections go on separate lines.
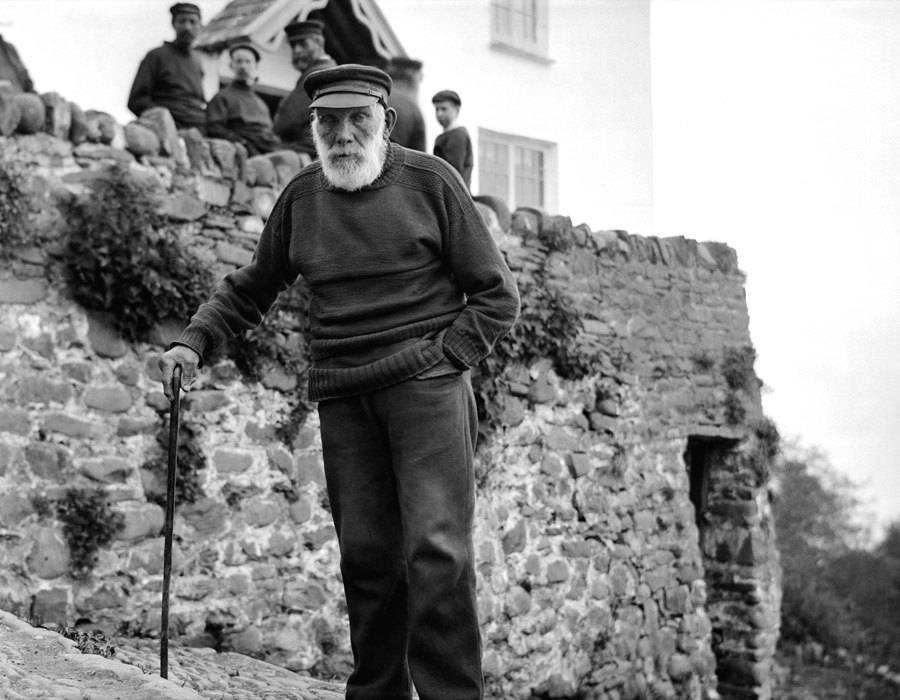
318, 370, 483, 700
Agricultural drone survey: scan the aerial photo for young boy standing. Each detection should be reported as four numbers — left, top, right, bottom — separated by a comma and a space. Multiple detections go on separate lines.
432, 89, 473, 189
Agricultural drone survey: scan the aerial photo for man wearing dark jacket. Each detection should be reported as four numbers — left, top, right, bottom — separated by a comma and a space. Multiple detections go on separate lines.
206, 40, 280, 155
159, 65, 519, 700
272, 19, 336, 162
386, 56, 426, 152
127, 2, 206, 132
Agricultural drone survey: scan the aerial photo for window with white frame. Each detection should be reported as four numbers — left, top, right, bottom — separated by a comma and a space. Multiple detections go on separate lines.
490, 0, 549, 60
478, 129, 558, 212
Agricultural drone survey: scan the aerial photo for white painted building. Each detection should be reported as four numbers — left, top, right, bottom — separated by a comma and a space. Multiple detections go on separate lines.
378, 0, 654, 233
199, 0, 654, 233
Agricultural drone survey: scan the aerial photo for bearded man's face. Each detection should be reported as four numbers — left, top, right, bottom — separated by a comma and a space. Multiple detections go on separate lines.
312, 104, 389, 191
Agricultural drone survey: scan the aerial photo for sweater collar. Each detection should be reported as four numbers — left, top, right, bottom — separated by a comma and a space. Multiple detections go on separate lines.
319, 142, 403, 193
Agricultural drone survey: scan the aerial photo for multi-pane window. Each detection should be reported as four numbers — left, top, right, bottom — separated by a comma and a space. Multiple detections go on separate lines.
478, 129, 557, 212
515, 146, 544, 209
490, 0, 549, 59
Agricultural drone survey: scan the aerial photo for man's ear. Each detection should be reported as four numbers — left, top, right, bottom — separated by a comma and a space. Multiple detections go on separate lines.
384, 107, 398, 138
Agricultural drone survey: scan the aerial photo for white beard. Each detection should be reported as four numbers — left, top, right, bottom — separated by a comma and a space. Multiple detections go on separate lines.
314, 119, 388, 191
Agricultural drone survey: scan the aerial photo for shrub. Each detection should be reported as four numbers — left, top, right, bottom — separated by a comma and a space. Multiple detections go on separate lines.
224, 279, 314, 447
142, 417, 207, 508
62, 166, 215, 341
55, 488, 125, 580
474, 275, 593, 433
0, 160, 32, 259
721, 345, 757, 392
59, 627, 117, 658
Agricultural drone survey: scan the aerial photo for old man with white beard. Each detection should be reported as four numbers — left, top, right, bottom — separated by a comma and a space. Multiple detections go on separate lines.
158, 64, 520, 700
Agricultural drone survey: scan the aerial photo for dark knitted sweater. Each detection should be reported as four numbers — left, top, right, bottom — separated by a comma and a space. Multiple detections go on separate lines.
175, 144, 520, 401
272, 56, 337, 155
434, 126, 473, 189
127, 42, 205, 129
207, 81, 280, 155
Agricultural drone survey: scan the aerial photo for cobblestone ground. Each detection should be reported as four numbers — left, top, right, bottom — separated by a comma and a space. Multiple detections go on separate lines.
0, 610, 345, 700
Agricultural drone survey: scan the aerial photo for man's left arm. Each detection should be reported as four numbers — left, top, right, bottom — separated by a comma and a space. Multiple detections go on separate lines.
128, 53, 156, 118
441, 204, 520, 369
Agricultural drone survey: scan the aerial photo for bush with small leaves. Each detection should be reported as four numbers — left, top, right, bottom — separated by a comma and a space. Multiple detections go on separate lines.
62, 166, 215, 342
56, 488, 125, 580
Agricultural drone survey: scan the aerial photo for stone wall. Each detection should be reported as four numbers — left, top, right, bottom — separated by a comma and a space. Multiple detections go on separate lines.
0, 95, 781, 699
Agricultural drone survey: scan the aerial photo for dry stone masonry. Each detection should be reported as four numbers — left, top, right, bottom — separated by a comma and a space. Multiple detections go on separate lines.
0, 91, 781, 699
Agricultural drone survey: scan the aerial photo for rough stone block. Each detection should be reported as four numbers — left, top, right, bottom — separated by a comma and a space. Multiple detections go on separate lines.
162, 192, 206, 222
197, 176, 231, 206
267, 530, 294, 557
245, 155, 276, 186
41, 92, 71, 139
208, 138, 239, 178
136, 106, 179, 156
31, 587, 70, 626
182, 129, 219, 175
228, 625, 263, 657
0, 89, 22, 136
182, 390, 230, 413
506, 585, 532, 617
25, 527, 70, 579
251, 186, 276, 219
0, 442, 16, 476
24, 441, 70, 479
116, 503, 164, 541
181, 497, 228, 538
127, 536, 183, 575
266, 149, 300, 173
123, 121, 160, 157
260, 366, 297, 392
215, 241, 252, 267
546, 559, 570, 584
566, 452, 592, 479
84, 386, 133, 413
13, 92, 45, 134
86, 311, 128, 359
43, 412, 98, 438
294, 453, 325, 487
501, 518, 527, 555
0, 279, 48, 304
237, 214, 264, 235
288, 497, 312, 524
81, 456, 132, 483
0, 409, 31, 435
214, 449, 253, 474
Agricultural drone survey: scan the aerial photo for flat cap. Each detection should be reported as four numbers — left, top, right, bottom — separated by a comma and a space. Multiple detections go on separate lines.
285, 19, 325, 42
170, 3, 201, 18
432, 89, 461, 106
304, 64, 392, 109
228, 38, 261, 61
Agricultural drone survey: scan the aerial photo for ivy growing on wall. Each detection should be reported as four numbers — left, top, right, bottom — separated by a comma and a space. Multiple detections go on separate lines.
55, 488, 125, 580
61, 165, 216, 342
0, 160, 33, 259
473, 225, 595, 433
222, 279, 315, 447
721, 344, 759, 425
141, 417, 208, 508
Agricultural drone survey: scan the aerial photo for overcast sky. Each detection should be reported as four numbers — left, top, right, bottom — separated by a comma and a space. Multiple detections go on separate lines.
2, 0, 897, 535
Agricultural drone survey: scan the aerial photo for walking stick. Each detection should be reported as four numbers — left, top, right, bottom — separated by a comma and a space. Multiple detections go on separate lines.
161, 366, 182, 680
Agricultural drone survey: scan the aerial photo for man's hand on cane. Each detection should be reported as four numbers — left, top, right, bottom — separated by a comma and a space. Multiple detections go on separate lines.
158, 346, 201, 401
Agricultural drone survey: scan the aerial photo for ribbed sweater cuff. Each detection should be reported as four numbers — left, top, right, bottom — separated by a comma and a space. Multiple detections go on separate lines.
170, 326, 213, 368
442, 326, 482, 369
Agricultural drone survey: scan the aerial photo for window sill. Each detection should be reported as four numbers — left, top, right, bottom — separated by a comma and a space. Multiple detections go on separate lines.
489, 40, 554, 65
